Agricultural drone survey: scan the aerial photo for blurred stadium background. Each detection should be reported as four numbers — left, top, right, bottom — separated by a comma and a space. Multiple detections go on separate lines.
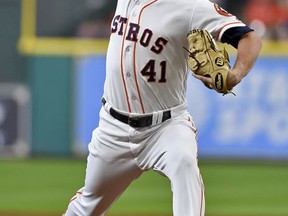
0, 0, 288, 215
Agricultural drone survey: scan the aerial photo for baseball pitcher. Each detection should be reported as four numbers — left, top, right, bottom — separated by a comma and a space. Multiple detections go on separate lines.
63, 0, 261, 215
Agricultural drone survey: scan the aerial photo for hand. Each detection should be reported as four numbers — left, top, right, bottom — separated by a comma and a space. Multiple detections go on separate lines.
192, 70, 241, 91
192, 73, 213, 89
226, 69, 241, 90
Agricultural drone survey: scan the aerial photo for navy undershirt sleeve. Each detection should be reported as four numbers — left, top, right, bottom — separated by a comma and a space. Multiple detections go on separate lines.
221, 26, 253, 48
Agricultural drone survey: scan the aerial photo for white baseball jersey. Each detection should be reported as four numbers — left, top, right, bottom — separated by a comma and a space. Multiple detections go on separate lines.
104, 0, 245, 114
63, 1, 249, 216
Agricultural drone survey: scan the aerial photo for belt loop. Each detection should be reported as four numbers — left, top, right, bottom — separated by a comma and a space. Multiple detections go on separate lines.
152, 112, 158, 125
101, 98, 106, 105
153, 111, 163, 125
102, 98, 111, 114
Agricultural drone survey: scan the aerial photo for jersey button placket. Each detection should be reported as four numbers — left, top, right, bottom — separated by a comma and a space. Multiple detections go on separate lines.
125, 3, 142, 113
132, 12, 136, 17
123, 41, 138, 111
124, 44, 133, 80
126, 46, 131, 52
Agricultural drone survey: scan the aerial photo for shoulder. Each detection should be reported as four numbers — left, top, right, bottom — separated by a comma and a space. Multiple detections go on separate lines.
159, 0, 199, 8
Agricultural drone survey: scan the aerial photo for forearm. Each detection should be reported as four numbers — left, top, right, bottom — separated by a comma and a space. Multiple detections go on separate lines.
232, 31, 262, 83
191, 30, 262, 92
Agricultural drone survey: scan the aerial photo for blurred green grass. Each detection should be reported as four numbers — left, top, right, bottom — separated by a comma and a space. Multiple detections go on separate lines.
0, 158, 287, 215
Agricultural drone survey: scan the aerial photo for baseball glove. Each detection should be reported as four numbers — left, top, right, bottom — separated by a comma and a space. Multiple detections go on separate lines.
185, 29, 233, 95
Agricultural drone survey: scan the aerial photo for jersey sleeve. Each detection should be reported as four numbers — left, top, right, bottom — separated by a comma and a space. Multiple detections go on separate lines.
221, 26, 254, 48
191, 0, 246, 41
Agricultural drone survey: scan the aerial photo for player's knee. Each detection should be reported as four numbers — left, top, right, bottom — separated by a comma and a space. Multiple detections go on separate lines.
173, 152, 197, 175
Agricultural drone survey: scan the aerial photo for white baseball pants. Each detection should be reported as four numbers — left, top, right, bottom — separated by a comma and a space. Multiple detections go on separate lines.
64, 106, 205, 216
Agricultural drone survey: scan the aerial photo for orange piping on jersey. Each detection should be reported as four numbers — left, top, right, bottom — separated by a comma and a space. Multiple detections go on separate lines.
67, 190, 83, 203
121, 18, 132, 112
68, 196, 77, 203
216, 21, 244, 40
133, 0, 159, 114
194, 134, 204, 216
199, 183, 204, 216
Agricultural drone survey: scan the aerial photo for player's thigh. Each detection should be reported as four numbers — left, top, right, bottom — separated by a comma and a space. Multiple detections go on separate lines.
161, 116, 197, 157
153, 117, 199, 175
84, 152, 143, 196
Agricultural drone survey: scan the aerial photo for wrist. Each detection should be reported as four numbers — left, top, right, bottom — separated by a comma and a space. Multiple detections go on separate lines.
227, 70, 241, 90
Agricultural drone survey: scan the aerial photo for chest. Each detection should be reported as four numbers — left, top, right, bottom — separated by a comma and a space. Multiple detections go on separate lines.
112, 0, 191, 51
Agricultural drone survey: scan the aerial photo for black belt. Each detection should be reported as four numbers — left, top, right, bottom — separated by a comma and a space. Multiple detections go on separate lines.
102, 98, 171, 127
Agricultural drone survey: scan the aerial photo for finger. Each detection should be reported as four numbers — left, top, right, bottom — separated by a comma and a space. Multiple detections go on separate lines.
192, 73, 212, 84
202, 81, 213, 89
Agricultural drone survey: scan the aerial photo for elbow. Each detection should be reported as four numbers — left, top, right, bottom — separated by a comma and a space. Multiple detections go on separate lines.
252, 32, 262, 53
243, 31, 262, 53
